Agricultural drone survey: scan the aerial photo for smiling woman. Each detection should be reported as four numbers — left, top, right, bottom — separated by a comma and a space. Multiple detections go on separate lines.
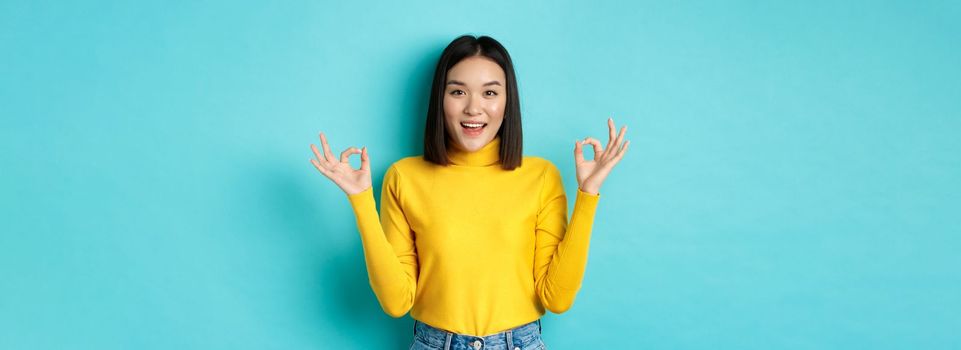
310, 34, 629, 350
443, 57, 506, 149
425, 35, 525, 170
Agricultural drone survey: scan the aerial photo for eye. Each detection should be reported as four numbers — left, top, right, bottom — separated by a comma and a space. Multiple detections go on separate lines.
449, 90, 465, 96
485, 90, 498, 96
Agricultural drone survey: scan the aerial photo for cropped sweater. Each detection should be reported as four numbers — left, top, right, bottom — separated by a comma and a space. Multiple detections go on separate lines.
346, 135, 600, 336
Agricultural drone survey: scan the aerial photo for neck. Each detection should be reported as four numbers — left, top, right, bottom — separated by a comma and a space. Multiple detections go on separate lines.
448, 136, 501, 167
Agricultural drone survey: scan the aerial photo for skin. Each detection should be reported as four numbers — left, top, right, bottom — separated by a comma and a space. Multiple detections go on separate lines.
310, 57, 629, 196
443, 56, 506, 152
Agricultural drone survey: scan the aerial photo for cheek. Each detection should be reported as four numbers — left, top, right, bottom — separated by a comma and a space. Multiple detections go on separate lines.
483, 99, 506, 118
443, 97, 461, 118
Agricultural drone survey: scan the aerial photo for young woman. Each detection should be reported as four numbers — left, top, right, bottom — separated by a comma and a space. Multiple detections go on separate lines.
310, 35, 628, 350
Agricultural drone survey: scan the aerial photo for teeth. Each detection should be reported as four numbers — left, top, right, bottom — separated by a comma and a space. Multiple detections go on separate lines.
461, 122, 485, 128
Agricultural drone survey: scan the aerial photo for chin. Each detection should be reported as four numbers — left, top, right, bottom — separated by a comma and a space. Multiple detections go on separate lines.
457, 135, 489, 151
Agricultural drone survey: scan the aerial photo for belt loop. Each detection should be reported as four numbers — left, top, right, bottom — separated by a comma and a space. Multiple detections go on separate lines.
506, 328, 514, 349
537, 319, 542, 332
444, 332, 453, 350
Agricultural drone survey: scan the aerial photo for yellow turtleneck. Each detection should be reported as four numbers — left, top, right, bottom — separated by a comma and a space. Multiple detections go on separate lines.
346, 135, 601, 336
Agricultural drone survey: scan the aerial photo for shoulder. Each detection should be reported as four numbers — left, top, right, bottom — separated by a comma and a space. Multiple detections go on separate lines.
521, 156, 561, 176
389, 156, 422, 169
384, 155, 434, 178
522, 156, 566, 200
387, 155, 560, 176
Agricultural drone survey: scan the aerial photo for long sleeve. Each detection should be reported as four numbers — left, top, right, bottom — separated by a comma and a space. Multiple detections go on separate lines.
533, 163, 600, 314
346, 164, 419, 318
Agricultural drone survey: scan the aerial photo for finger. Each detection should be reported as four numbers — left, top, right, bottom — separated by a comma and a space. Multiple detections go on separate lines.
607, 117, 616, 149
574, 140, 585, 164
611, 140, 630, 164
310, 144, 329, 168
310, 158, 331, 176
607, 125, 627, 160
319, 132, 336, 162
583, 137, 603, 161
360, 146, 370, 171
340, 147, 361, 164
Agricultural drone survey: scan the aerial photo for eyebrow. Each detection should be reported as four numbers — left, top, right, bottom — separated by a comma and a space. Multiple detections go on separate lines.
446, 80, 503, 87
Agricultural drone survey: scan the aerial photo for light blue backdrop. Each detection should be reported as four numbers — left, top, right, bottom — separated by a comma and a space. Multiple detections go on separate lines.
2, 0, 959, 349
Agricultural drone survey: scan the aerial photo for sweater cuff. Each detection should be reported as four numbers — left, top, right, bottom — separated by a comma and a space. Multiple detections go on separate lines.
575, 188, 600, 202
346, 186, 376, 218
571, 188, 600, 220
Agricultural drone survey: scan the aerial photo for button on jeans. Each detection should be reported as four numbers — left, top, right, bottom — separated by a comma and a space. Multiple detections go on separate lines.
409, 319, 547, 350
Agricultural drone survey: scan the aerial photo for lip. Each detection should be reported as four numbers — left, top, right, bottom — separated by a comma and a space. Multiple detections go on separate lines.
460, 122, 486, 137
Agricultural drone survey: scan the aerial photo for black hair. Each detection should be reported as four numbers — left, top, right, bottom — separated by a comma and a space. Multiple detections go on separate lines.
423, 35, 523, 170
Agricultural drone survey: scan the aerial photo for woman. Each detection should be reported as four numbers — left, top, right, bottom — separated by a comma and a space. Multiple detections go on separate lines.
310, 35, 628, 350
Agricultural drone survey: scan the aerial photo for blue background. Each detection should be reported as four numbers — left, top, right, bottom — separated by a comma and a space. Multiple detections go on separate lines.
2, 1, 959, 349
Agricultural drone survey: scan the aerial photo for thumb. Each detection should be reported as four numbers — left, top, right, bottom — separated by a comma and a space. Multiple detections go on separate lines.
574, 140, 585, 164
360, 146, 370, 171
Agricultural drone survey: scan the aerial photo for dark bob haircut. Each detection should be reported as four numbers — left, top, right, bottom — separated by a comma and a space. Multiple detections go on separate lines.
423, 35, 523, 170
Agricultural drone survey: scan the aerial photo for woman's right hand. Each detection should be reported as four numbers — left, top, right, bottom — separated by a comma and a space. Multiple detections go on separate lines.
310, 132, 371, 195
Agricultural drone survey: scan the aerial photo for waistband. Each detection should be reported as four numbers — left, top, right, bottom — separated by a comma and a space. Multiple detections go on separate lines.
413, 319, 542, 350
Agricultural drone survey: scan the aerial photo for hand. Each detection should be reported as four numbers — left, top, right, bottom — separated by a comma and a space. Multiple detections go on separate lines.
573, 117, 630, 195
310, 132, 371, 195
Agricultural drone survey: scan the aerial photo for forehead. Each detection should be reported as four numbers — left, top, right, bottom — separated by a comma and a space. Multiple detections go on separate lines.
447, 56, 506, 83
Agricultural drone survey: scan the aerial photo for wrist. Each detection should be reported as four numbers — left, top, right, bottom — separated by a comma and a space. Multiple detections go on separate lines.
345, 185, 372, 197
579, 185, 599, 195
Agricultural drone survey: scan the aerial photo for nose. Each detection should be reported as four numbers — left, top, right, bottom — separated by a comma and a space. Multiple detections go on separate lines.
464, 94, 482, 115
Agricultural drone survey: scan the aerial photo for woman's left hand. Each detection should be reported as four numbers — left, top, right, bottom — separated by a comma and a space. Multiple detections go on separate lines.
574, 117, 630, 195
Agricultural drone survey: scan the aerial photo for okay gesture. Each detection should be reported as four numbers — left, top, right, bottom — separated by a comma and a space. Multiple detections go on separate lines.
573, 118, 630, 195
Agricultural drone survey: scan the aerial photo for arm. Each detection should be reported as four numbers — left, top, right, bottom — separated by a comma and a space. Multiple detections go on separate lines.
533, 164, 600, 313
346, 165, 418, 318
533, 117, 630, 313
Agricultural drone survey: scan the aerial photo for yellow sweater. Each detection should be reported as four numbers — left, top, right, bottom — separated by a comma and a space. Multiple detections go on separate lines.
346, 135, 600, 336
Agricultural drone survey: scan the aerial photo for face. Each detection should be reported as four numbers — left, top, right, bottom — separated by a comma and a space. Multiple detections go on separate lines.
443, 56, 507, 152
